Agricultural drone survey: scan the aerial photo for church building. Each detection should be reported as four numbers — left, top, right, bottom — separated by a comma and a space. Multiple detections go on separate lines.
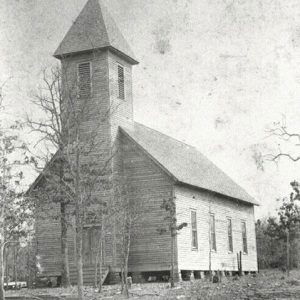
30, 0, 258, 285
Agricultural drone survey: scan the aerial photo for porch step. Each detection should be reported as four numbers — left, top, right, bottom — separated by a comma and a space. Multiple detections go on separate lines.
69, 265, 109, 286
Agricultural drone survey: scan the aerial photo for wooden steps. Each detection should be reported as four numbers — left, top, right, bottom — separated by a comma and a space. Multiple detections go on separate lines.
69, 265, 109, 286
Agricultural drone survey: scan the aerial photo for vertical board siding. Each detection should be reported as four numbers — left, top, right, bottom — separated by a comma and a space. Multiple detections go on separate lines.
175, 185, 258, 272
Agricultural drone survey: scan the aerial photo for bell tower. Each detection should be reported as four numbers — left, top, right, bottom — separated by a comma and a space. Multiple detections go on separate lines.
53, 0, 138, 271
54, 0, 138, 147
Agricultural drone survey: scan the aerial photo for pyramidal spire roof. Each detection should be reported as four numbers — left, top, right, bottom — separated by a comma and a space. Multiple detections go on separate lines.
54, 0, 138, 64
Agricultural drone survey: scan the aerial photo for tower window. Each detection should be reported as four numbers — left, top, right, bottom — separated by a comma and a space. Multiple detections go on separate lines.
78, 62, 91, 98
118, 64, 125, 99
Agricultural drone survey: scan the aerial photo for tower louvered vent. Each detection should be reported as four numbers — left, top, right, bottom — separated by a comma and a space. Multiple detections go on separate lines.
78, 62, 91, 98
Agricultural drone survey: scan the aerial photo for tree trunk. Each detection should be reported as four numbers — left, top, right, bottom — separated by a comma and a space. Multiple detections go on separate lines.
5, 246, 8, 288
0, 226, 5, 300
13, 246, 16, 288
123, 233, 130, 298
61, 202, 71, 287
94, 250, 98, 289
120, 267, 125, 293
286, 229, 290, 277
75, 208, 84, 300
208, 227, 212, 281
170, 230, 175, 288
97, 220, 104, 293
239, 251, 242, 276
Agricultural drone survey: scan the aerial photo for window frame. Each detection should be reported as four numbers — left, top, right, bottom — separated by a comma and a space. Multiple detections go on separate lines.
117, 63, 125, 100
241, 221, 248, 254
190, 209, 198, 250
77, 61, 92, 99
210, 213, 217, 252
227, 217, 233, 253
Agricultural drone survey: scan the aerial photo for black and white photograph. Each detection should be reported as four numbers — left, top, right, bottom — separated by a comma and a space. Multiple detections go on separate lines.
0, 0, 300, 299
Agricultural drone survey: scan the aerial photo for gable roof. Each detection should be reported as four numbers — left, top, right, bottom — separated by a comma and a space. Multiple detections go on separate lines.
121, 122, 259, 206
54, 0, 138, 64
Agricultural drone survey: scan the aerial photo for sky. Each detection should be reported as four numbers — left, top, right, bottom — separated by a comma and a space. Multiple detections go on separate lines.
1, 0, 300, 218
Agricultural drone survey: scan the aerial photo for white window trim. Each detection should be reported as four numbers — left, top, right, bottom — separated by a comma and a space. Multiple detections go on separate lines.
210, 213, 217, 252
241, 220, 248, 255
227, 217, 233, 253
190, 209, 198, 250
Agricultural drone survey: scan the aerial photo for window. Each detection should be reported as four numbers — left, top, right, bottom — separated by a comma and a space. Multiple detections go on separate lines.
78, 62, 91, 98
191, 210, 198, 249
210, 214, 216, 251
241, 221, 248, 254
227, 218, 233, 252
83, 226, 99, 264
118, 64, 125, 99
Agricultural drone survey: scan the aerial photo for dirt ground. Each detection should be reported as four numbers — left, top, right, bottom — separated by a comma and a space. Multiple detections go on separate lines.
6, 269, 300, 300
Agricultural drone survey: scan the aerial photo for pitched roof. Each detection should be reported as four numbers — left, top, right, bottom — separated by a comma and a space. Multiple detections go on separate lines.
54, 0, 138, 64
121, 122, 259, 205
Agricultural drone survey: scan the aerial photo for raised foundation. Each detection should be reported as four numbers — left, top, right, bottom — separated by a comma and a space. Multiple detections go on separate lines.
173, 271, 182, 282
107, 272, 121, 284
132, 272, 145, 283
190, 271, 195, 281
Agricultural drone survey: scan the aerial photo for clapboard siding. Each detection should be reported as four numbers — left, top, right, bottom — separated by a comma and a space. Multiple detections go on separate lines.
33, 32, 259, 283
118, 131, 174, 272
175, 185, 258, 272
61, 50, 112, 154
108, 51, 134, 139
35, 201, 61, 276
34, 49, 135, 281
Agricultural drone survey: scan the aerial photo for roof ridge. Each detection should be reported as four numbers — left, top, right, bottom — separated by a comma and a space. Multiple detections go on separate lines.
128, 122, 258, 205
97, 0, 110, 45
133, 121, 200, 150
53, 0, 138, 64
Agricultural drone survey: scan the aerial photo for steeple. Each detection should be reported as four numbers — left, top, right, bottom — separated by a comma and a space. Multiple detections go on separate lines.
54, 0, 138, 65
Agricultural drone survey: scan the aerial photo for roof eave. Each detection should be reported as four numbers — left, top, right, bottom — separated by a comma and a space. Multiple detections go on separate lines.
53, 46, 139, 65
175, 181, 260, 206
25, 151, 60, 197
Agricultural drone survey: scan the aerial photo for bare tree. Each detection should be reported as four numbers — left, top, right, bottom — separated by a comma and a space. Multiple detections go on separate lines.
27, 62, 115, 299
265, 117, 300, 163
278, 181, 300, 276
93, 201, 108, 292
27, 66, 72, 288
158, 196, 187, 288
117, 186, 142, 298
0, 98, 30, 300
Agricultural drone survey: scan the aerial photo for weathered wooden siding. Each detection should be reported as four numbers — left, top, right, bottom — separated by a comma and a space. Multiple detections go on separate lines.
175, 185, 258, 272
35, 49, 136, 282
118, 131, 175, 272
35, 199, 61, 277
61, 50, 112, 152
108, 51, 134, 139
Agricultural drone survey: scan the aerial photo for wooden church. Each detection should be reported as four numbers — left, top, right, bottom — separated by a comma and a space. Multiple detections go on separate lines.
30, 0, 258, 285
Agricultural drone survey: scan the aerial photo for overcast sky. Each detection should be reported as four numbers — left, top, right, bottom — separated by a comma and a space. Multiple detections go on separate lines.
1, 0, 300, 218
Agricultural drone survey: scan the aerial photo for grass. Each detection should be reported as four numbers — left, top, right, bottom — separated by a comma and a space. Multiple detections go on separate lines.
6, 269, 300, 299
